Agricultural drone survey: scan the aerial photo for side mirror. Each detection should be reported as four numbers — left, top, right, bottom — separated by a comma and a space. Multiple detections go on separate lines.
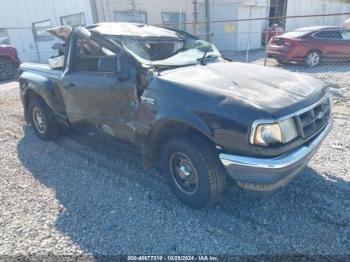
98, 56, 118, 73
194, 40, 214, 53
74, 26, 91, 40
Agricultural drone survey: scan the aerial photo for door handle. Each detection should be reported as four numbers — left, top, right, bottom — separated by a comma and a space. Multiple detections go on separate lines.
64, 83, 75, 89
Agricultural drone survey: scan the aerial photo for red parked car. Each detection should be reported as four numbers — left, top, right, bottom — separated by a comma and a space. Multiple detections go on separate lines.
268, 26, 350, 67
0, 45, 21, 80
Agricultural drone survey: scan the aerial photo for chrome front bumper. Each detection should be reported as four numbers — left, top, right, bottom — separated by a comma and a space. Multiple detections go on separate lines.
219, 120, 332, 193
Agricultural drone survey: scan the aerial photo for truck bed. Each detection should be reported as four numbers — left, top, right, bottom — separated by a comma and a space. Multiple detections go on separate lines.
20, 63, 63, 77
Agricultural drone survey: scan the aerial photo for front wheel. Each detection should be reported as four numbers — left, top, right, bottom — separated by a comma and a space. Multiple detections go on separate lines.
28, 98, 60, 140
161, 135, 226, 209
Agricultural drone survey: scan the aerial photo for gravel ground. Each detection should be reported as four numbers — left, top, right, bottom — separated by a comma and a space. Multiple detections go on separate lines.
0, 64, 349, 257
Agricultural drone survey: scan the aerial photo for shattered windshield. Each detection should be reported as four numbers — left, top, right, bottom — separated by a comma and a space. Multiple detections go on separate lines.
110, 35, 222, 67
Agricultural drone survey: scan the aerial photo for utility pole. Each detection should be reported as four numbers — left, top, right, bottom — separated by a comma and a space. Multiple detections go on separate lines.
205, 0, 211, 42
130, 0, 138, 22
192, 0, 198, 36
89, 0, 99, 23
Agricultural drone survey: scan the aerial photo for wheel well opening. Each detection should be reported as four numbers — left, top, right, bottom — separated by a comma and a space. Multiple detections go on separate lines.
144, 121, 214, 167
24, 90, 42, 122
308, 49, 323, 56
25, 90, 42, 110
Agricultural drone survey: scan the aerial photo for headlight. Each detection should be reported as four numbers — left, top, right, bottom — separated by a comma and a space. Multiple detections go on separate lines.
251, 118, 299, 146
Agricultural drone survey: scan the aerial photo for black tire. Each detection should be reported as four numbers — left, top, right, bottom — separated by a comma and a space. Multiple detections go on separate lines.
161, 135, 226, 209
276, 58, 288, 65
0, 58, 16, 81
304, 50, 322, 67
28, 98, 60, 140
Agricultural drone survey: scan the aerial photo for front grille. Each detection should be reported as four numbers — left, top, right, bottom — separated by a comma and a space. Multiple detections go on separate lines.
295, 97, 331, 139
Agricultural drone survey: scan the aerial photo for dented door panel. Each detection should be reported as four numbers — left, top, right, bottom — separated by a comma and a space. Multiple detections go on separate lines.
61, 71, 139, 141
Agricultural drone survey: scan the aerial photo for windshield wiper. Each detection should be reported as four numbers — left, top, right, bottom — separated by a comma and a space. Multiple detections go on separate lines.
199, 49, 209, 65
156, 63, 198, 75
198, 53, 219, 65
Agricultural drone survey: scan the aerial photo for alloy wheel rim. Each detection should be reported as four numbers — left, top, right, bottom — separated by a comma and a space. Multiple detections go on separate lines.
32, 107, 47, 134
307, 52, 320, 67
169, 152, 199, 195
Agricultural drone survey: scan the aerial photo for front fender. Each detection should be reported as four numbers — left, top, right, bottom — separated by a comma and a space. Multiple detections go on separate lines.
153, 110, 214, 139
139, 110, 215, 169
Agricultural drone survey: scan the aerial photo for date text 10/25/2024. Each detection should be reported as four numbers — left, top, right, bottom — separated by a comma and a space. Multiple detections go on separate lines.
127, 255, 219, 261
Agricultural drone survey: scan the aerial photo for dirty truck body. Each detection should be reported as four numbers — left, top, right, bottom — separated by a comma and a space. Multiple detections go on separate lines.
19, 23, 332, 208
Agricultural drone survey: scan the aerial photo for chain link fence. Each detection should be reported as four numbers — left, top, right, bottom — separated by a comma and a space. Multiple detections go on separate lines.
1, 0, 350, 75
97, 0, 350, 74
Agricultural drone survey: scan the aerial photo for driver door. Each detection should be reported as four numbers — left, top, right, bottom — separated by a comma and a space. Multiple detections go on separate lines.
60, 34, 139, 141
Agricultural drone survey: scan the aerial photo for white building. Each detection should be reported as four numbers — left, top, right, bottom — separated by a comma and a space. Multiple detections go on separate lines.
97, 0, 195, 31
285, 0, 350, 31
0, 0, 95, 63
203, 0, 268, 52
0, 0, 349, 62
95, 0, 269, 52
98, 0, 349, 53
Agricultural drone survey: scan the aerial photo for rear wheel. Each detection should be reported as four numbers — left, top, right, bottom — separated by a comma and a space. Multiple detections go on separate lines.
0, 58, 16, 81
276, 58, 288, 65
304, 50, 322, 67
161, 135, 226, 209
28, 98, 60, 140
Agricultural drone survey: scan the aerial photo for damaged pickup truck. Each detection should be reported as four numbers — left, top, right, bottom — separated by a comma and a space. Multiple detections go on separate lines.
19, 23, 332, 209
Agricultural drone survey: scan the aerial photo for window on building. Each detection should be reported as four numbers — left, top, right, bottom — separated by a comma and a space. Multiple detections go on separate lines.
314, 30, 342, 40
33, 20, 54, 41
269, 0, 288, 28
0, 29, 10, 44
61, 13, 86, 28
114, 11, 147, 24
162, 12, 186, 31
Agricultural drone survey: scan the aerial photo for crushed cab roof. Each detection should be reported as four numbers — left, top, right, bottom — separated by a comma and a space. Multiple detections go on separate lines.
47, 25, 73, 41
87, 22, 181, 38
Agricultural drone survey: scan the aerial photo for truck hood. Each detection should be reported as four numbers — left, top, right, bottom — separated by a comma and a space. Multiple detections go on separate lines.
158, 62, 329, 117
